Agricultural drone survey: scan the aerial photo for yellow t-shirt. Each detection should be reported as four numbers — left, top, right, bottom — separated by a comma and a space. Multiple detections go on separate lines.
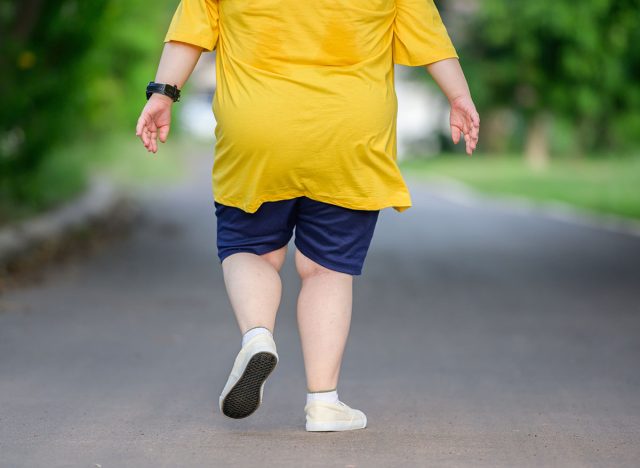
164, 0, 458, 213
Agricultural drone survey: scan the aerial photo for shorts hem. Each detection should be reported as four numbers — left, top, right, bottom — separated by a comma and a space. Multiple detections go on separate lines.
294, 238, 363, 276
218, 240, 290, 264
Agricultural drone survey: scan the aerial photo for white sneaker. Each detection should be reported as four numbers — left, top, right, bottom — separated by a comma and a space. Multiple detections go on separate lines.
304, 400, 367, 432
219, 333, 278, 419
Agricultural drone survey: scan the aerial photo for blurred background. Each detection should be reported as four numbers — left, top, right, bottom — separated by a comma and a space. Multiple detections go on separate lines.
1, 0, 639, 225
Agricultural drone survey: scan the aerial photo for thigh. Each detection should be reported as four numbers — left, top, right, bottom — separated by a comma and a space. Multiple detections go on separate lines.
293, 197, 380, 276
214, 199, 297, 264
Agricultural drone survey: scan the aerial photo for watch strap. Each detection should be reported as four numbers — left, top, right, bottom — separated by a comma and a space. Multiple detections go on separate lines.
146, 81, 181, 102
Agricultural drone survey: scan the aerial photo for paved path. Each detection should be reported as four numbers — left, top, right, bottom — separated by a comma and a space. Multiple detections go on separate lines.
1, 153, 639, 467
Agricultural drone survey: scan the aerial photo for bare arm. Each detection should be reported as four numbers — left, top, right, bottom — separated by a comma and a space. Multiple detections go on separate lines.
135, 41, 203, 153
425, 58, 480, 155
154, 40, 203, 87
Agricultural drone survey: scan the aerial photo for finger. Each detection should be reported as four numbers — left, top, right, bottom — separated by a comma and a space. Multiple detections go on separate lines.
150, 129, 158, 153
142, 127, 150, 147
468, 128, 478, 148
146, 120, 158, 152
158, 125, 170, 143
464, 112, 474, 132
147, 131, 153, 152
141, 115, 154, 147
469, 112, 479, 154
463, 127, 472, 147
137, 116, 150, 147
472, 111, 480, 127
461, 126, 471, 153
471, 133, 479, 151
136, 115, 144, 137
451, 126, 462, 144
470, 122, 480, 141
140, 113, 153, 143
470, 120, 480, 147
143, 127, 151, 148
470, 127, 479, 146
469, 112, 480, 137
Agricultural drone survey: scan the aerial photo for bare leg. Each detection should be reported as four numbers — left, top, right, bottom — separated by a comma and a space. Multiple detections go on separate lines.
221, 245, 288, 335
295, 248, 353, 393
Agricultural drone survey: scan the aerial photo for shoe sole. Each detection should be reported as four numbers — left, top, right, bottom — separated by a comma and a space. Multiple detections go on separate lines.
306, 418, 367, 432
221, 352, 278, 419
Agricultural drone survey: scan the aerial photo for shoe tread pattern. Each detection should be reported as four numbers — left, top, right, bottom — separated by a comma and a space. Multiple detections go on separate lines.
221, 352, 277, 419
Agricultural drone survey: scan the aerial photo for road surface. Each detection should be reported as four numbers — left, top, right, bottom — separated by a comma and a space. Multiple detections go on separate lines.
1, 153, 639, 467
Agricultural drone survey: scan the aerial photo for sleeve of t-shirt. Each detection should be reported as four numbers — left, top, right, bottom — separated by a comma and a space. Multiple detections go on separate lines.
164, 0, 219, 52
392, 0, 458, 66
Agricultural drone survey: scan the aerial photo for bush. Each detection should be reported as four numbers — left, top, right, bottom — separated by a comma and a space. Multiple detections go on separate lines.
453, 0, 640, 155
0, 0, 177, 221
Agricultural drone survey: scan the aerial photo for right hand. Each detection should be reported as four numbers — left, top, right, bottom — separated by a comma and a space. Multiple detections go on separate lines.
135, 94, 173, 153
449, 94, 480, 156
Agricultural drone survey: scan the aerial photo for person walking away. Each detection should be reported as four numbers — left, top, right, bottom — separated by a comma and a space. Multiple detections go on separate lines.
136, 0, 480, 432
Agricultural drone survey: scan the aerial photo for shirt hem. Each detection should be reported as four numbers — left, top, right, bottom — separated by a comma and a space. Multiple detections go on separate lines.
213, 191, 412, 214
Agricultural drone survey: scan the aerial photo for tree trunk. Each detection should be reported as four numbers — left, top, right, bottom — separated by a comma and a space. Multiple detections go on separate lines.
483, 108, 514, 154
525, 112, 551, 171
11, 0, 45, 41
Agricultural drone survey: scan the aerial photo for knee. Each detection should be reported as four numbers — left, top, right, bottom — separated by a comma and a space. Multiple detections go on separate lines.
295, 248, 339, 280
260, 245, 288, 272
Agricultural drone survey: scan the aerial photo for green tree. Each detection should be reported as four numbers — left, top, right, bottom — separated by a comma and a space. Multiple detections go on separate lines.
0, 0, 176, 220
0, 0, 110, 211
458, 0, 640, 166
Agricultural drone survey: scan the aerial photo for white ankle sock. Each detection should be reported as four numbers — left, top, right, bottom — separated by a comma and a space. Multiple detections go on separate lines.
241, 327, 272, 347
307, 389, 339, 405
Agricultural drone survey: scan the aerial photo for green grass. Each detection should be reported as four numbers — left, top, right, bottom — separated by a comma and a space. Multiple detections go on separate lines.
400, 154, 640, 220
89, 130, 194, 188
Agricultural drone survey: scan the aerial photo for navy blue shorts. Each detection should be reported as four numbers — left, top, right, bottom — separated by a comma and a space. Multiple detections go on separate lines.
214, 197, 380, 275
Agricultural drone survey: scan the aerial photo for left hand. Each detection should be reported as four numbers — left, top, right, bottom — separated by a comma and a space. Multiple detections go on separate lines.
449, 95, 480, 156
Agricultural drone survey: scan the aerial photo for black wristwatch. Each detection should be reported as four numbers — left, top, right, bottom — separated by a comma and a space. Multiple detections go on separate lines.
146, 81, 181, 102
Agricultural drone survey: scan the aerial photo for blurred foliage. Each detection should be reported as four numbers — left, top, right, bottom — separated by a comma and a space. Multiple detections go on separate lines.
451, 0, 640, 155
2, 0, 639, 222
0, 0, 177, 222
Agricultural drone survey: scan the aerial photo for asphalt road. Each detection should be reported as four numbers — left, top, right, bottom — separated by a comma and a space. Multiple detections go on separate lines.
1, 154, 639, 467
